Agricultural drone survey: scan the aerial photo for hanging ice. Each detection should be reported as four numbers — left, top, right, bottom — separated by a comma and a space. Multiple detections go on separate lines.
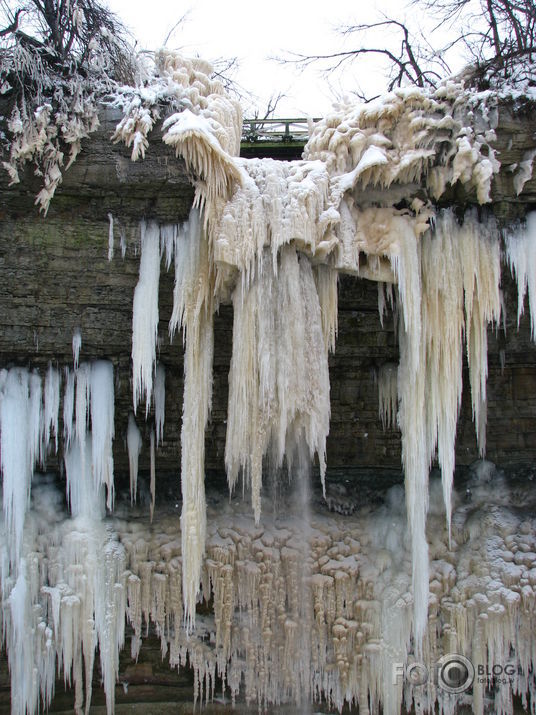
127, 413, 142, 505
72, 328, 82, 369
43, 363, 61, 455
505, 211, 536, 340
90, 361, 115, 511
154, 362, 165, 446
0, 369, 34, 565
132, 221, 161, 415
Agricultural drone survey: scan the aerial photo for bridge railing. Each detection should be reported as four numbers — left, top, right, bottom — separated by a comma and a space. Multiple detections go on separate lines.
241, 118, 322, 144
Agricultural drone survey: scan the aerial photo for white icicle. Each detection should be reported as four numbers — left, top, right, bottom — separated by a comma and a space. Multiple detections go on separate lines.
170, 207, 214, 627
0, 368, 32, 565
132, 221, 161, 415
43, 363, 61, 454
107, 212, 114, 261
505, 212, 536, 340
154, 363, 165, 447
90, 361, 115, 511
127, 413, 142, 505
378, 363, 398, 430
63, 368, 75, 449
72, 329, 82, 370
29, 371, 43, 469
150, 429, 155, 523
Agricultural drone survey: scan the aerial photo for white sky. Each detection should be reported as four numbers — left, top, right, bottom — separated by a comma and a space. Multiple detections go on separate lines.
107, 0, 455, 117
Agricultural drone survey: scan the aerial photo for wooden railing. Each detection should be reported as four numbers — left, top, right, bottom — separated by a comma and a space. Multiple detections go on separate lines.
241, 117, 322, 144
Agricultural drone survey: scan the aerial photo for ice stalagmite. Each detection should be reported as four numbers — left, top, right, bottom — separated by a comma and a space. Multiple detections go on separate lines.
132, 221, 160, 416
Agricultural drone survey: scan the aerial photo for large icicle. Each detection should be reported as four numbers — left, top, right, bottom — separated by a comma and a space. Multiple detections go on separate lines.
505, 211, 536, 341
225, 245, 331, 518
154, 362, 165, 446
127, 413, 142, 505
43, 363, 61, 454
90, 361, 115, 511
132, 221, 161, 416
392, 225, 429, 649
170, 207, 215, 627
0, 369, 34, 565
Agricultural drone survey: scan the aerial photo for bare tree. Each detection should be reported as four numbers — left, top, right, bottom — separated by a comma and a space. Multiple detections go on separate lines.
418, 0, 536, 82
279, 0, 535, 99
0, 0, 138, 211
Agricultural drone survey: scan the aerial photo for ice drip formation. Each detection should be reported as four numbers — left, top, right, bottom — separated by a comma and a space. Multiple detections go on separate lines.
1, 50, 536, 714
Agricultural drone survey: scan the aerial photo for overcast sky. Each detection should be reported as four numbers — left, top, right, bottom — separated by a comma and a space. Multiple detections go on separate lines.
107, 0, 451, 118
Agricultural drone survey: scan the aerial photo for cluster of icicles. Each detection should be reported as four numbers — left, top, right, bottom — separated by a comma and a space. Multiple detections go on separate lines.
3, 457, 536, 715
1, 208, 535, 715
2, 49, 536, 712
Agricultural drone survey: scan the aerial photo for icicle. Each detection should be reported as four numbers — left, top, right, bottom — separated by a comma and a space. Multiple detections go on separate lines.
75, 363, 90, 450
225, 245, 331, 513
154, 363, 165, 447
63, 368, 75, 449
65, 435, 103, 519
120, 227, 127, 259
505, 212, 536, 340
314, 264, 338, 353
29, 371, 42, 468
390, 224, 429, 649
72, 328, 82, 369
0, 368, 32, 565
43, 363, 61, 454
150, 429, 155, 523
90, 361, 115, 511
107, 212, 114, 261
132, 221, 161, 416
160, 224, 177, 271
170, 207, 214, 627
378, 363, 398, 430
127, 413, 142, 505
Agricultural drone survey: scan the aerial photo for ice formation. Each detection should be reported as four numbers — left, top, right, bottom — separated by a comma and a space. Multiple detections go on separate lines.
127, 413, 142, 504
132, 221, 160, 416
2, 468, 536, 715
72, 329, 82, 370
378, 363, 398, 430
2, 52, 536, 715
505, 213, 536, 340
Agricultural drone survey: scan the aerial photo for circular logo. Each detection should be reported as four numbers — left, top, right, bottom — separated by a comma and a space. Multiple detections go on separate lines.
437, 654, 475, 694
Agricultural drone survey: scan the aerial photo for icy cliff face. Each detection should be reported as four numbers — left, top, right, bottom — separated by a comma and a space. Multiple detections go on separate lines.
1, 53, 536, 714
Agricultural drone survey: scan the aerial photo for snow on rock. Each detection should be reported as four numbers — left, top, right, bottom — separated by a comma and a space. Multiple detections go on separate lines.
112, 51, 243, 208
304, 83, 500, 206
